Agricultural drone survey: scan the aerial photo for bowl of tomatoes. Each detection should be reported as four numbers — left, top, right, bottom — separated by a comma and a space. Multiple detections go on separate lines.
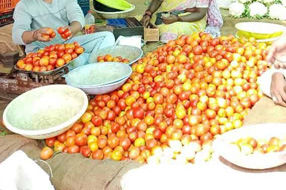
89, 45, 143, 66
15, 42, 84, 75
3, 85, 88, 139
213, 123, 286, 169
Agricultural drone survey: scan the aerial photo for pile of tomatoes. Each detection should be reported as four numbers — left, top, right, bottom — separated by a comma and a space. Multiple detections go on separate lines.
41, 33, 269, 163
16, 42, 84, 72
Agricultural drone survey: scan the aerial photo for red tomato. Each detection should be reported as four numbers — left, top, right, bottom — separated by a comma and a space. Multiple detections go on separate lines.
57, 27, 65, 34
92, 150, 104, 160
133, 107, 144, 119
80, 146, 91, 158
120, 138, 131, 151
71, 123, 83, 134
68, 145, 80, 154
45, 137, 56, 147
75, 133, 88, 146
193, 45, 203, 55
57, 133, 67, 143
63, 29, 72, 38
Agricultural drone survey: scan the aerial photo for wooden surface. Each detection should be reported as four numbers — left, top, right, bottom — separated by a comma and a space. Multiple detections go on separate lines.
0, 100, 9, 119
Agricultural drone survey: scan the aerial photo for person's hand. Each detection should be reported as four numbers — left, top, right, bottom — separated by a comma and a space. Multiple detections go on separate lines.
140, 15, 151, 27
270, 72, 286, 106
161, 14, 180, 24
57, 26, 72, 40
32, 27, 54, 42
267, 35, 286, 69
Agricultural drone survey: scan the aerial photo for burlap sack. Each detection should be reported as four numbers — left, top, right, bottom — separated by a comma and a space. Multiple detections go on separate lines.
48, 155, 142, 190
0, 134, 41, 163
0, 130, 142, 190
243, 96, 286, 125
0, 24, 25, 57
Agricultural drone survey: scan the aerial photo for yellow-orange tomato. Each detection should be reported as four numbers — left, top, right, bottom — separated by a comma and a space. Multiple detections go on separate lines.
40, 147, 53, 160
111, 150, 123, 161
81, 112, 92, 123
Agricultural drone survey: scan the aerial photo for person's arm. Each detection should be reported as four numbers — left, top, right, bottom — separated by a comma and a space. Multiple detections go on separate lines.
141, 0, 163, 26
162, 8, 207, 24
270, 72, 286, 106
258, 68, 286, 98
179, 8, 207, 22
65, 0, 85, 35
146, 0, 163, 15
267, 34, 286, 69
12, 2, 51, 44
12, 2, 33, 45
68, 21, 82, 36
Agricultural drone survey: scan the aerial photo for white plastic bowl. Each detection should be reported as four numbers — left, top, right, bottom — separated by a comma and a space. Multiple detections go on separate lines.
65, 62, 132, 87
3, 85, 88, 139
235, 22, 286, 40
65, 62, 132, 94
213, 123, 286, 169
76, 76, 129, 95
89, 45, 143, 66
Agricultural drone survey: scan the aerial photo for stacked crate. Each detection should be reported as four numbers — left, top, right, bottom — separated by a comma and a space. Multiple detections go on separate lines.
0, 0, 20, 27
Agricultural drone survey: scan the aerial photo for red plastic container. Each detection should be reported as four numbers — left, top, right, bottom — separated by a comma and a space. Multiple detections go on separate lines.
0, 0, 19, 13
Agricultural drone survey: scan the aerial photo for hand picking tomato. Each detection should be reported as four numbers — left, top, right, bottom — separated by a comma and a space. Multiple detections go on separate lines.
57, 26, 72, 39
57, 26, 65, 34
41, 27, 56, 41
63, 29, 72, 38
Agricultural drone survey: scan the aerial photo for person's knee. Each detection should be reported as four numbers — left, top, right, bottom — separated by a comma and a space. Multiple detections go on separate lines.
101, 31, 115, 46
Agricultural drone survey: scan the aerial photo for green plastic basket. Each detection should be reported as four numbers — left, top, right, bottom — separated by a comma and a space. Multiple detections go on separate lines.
95, 0, 132, 11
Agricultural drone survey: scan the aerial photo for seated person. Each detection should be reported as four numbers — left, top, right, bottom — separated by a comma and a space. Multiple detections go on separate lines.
140, 0, 223, 41
12, 0, 115, 60
259, 35, 286, 106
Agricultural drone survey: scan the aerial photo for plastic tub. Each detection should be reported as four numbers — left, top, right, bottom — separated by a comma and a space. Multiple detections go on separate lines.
3, 85, 88, 139
90, 0, 135, 19
74, 76, 129, 95
94, 0, 132, 11
65, 62, 132, 95
65, 62, 132, 87
235, 22, 286, 40
94, 1, 121, 12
